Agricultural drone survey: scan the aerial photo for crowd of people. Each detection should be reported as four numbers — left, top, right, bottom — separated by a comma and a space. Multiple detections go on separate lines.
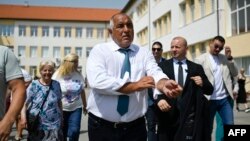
0, 13, 249, 141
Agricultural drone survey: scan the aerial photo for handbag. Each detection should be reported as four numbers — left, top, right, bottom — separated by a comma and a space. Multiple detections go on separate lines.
26, 81, 52, 132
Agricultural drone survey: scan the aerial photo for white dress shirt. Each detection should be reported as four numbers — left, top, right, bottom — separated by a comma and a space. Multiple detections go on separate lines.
173, 59, 188, 85
86, 41, 168, 122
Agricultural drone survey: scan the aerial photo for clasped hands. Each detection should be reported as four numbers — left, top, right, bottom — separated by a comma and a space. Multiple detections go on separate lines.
136, 76, 182, 98
119, 76, 182, 98
149, 77, 182, 112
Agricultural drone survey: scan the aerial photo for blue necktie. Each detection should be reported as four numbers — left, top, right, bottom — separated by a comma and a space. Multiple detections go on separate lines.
117, 48, 130, 116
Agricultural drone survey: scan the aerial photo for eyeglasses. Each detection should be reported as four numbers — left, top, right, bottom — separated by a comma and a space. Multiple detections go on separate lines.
214, 44, 223, 50
152, 48, 162, 52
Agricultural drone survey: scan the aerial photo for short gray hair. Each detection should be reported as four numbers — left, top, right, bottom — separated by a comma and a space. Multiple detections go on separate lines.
39, 60, 55, 72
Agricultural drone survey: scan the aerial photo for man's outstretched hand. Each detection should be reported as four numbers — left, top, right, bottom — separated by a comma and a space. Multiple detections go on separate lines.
157, 79, 182, 98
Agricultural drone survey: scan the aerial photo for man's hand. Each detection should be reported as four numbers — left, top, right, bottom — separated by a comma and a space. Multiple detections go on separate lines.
83, 107, 88, 115
157, 79, 182, 98
0, 78, 25, 141
135, 76, 155, 91
233, 91, 238, 100
0, 121, 13, 141
225, 46, 233, 60
157, 99, 171, 112
118, 76, 155, 93
190, 76, 203, 87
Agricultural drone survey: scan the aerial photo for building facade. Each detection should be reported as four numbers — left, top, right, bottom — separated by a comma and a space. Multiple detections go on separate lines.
0, 4, 119, 77
122, 0, 250, 91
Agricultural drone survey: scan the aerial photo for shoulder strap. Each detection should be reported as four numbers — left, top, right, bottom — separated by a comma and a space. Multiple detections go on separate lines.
39, 80, 53, 110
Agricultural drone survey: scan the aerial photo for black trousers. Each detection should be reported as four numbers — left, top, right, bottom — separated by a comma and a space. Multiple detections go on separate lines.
88, 113, 147, 141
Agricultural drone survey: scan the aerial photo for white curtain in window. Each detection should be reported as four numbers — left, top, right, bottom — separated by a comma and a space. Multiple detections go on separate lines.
76, 47, 82, 57
42, 47, 49, 58
53, 47, 60, 58
30, 46, 37, 57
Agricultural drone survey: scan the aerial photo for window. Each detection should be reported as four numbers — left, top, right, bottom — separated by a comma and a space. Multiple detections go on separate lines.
200, 0, 205, 17
76, 27, 82, 38
31, 26, 38, 37
136, 0, 148, 17
19, 25, 26, 36
86, 27, 93, 38
190, 0, 195, 22
86, 47, 92, 57
235, 56, 250, 75
29, 66, 37, 78
18, 46, 26, 58
231, 12, 238, 35
64, 27, 71, 38
0, 25, 3, 36
41, 46, 49, 58
211, 0, 215, 12
97, 28, 104, 38
153, 12, 171, 39
231, 0, 250, 35
0, 25, 14, 36
239, 9, 245, 33
30, 46, 37, 57
190, 46, 196, 60
239, 0, 245, 8
53, 47, 60, 58
64, 47, 71, 56
53, 27, 60, 37
42, 26, 49, 37
180, 3, 186, 26
248, 6, 250, 31
75, 47, 82, 57
137, 27, 148, 45
200, 43, 206, 54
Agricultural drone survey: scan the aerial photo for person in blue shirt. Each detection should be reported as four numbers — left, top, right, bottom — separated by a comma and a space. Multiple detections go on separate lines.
25, 60, 63, 141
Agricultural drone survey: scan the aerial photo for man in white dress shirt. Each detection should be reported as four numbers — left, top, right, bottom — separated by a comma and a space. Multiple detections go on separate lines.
86, 13, 182, 141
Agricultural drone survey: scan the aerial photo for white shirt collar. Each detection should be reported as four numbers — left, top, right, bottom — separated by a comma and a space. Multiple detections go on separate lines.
173, 58, 187, 64
110, 41, 136, 52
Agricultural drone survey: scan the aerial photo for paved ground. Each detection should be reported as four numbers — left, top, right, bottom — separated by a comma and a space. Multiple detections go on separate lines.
8, 89, 250, 141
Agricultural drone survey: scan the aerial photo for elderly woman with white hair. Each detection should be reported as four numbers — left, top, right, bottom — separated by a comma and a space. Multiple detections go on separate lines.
25, 60, 63, 141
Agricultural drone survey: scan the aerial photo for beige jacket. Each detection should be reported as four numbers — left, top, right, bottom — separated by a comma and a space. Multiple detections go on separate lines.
195, 53, 238, 100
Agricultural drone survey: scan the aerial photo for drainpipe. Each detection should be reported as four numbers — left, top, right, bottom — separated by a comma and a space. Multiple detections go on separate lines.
148, 0, 151, 49
216, 0, 220, 35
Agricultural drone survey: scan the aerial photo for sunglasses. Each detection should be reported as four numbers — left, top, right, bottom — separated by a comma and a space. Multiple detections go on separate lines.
152, 48, 162, 51
214, 44, 223, 50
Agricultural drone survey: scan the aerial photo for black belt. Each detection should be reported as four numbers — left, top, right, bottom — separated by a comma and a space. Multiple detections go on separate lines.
89, 112, 145, 129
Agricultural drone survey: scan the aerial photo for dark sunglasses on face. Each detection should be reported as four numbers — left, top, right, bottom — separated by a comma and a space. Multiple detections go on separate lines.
214, 44, 223, 50
152, 48, 162, 52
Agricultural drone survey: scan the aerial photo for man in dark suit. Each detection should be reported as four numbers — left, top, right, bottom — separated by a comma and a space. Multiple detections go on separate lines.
155, 36, 213, 141
146, 41, 166, 141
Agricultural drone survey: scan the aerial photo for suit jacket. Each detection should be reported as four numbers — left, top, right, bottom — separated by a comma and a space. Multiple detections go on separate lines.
195, 53, 238, 99
175, 81, 211, 141
156, 58, 213, 141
